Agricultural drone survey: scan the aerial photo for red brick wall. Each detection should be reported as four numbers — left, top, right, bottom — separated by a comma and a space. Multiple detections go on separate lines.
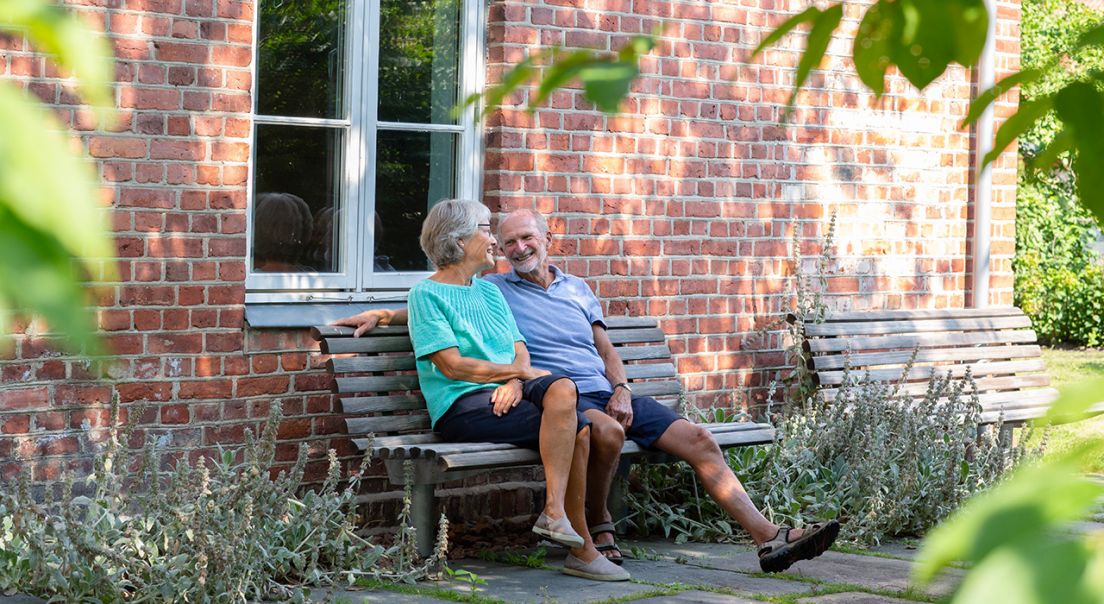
0, 0, 1020, 519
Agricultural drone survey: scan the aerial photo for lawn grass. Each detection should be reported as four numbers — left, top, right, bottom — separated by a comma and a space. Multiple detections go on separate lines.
1035, 347, 1104, 474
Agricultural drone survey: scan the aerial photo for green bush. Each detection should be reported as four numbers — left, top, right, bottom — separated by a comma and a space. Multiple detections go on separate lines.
1015, 182, 1104, 346
623, 367, 1039, 547
1016, 0, 1104, 346
0, 400, 446, 602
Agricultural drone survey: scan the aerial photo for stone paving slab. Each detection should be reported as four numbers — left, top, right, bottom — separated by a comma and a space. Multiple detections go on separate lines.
624, 558, 814, 596
631, 590, 761, 603
426, 559, 658, 603
309, 588, 446, 603
627, 539, 961, 599
798, 592, 916, 604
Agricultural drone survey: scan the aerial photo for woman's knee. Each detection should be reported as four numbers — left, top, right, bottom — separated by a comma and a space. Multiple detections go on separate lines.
543, 377, 578, 411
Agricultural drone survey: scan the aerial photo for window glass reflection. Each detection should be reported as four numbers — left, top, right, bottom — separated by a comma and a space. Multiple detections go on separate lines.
374, 130, 458, 271
252, 124, 343, 273
378, 0, 460, 124
257, 0, 346, 119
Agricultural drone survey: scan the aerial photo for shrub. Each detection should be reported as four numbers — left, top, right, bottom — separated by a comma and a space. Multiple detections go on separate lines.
0, 399, 446, 602
1015, 0, 1104, 346
623, 366, 1040, 547
1015, 181, 1104, 346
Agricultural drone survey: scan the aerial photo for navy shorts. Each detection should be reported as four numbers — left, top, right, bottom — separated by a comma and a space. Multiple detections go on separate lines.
434, 374, 590, 450
577, 391, 683, 449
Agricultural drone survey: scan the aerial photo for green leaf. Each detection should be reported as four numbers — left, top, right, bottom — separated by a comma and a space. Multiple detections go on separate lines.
1054, 82, 1104, 226
962, 69, 1043, 128
946, 0, 989, 66
0, 205, 100, 356
784, 5, 844, 119
1027, 128, 1073, 172
0, 0, 115, 123
853, 1, 899, 96
580, 60, 640, 114
951, 537, 1104, 604
1072, 21, 1104, 53
980, 95, 1055, 170
1037, 377, 1104, 425
529, 50, 593, 110
751, 6, 824, 60
912, 443, 1104, 586
462, 55, 536, 120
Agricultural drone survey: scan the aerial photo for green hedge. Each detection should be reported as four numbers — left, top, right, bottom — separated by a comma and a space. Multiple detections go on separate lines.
1016, 0, 1104, 346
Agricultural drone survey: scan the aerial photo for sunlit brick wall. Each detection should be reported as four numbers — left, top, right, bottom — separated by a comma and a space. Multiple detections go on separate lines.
0, 0, 1019, 522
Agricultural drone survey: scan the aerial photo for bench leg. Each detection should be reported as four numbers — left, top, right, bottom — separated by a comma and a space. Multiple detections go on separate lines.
606, 459, 632, 531
411, 482, 437, 558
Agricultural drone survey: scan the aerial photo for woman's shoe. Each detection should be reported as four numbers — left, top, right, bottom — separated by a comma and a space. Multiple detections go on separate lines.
532, 512, 584, 548
562, 553, 631, 581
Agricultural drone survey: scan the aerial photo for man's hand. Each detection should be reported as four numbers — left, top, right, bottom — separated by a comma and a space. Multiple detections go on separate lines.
606, 387, 633, 430
330, 309, 395, 337
491, 379, 523, 416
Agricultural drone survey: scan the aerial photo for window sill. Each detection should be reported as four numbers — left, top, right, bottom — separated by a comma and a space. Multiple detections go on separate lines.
244, 301, 408, 329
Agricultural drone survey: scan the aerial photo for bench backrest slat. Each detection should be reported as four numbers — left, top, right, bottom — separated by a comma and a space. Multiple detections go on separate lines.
314, 314, 680, 441
799, 307, 1052, 421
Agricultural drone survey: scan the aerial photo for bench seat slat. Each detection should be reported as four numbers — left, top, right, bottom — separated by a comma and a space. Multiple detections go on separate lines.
810, 345, 1043, 370
794, 307, 1026, 323
618, 345, 673, 361
347, 414, 429, 434
342, 394, 424, 414
607, 328, 666, 344
624, 363, 677, 380
818, 374, 1052, 401
322, 336, 414, 355
815, 358, 1047, 386
628, 380, 682, 397
336, 375, 420, 394
329, 356, 417, 373
605, 316, 658, 329
806, 330, 1039, 353
804, 315, 1033, 337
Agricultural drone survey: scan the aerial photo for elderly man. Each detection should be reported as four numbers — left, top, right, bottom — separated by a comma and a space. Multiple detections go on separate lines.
334, 208, 838, 573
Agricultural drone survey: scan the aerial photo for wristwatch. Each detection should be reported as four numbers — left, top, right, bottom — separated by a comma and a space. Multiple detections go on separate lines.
612, 382, 632, 394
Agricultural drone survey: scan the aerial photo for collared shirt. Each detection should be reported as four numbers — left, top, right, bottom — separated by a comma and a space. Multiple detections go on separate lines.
484, 266, 610, 393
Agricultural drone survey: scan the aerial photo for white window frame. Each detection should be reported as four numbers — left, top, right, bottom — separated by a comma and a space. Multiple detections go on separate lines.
245, 0, 486, 302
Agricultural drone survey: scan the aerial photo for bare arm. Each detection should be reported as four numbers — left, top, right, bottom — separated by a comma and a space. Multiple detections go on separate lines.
428, 341, 548, 384
593, 323, 633, 428
330, 308, 409, 337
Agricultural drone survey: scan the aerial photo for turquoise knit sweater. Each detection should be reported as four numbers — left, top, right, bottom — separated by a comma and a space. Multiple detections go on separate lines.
408, 276, 526, 427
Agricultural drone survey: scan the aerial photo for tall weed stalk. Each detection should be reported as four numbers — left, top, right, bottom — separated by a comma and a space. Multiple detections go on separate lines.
0, 396, 447, 602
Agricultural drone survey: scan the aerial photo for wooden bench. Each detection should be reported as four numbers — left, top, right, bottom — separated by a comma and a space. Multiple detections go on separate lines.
311, 316, 775, 555
792, 307, 1059, 424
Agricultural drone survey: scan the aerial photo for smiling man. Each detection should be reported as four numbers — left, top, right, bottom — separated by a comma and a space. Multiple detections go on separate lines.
333, 208, 839, 573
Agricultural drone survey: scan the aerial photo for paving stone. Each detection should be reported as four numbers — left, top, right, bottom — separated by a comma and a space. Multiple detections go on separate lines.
426, 559, 656, 603
313, 588, 446, 603
625, 559, 814, 596
626, 539, 960, 598
631, 590, 761, 603
862, 542, 921, 561
798, 591, 915, 603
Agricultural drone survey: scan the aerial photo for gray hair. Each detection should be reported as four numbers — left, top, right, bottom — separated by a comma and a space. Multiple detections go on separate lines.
419, 199, 491, 268
499, 208, 549, 239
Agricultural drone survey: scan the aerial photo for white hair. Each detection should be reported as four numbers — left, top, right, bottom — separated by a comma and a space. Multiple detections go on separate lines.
419, 199, 491, 268
498, 208, 549, 239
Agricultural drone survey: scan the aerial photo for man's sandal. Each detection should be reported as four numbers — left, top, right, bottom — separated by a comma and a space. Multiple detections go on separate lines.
589, 521, 624, 566
757, 519, 840, 573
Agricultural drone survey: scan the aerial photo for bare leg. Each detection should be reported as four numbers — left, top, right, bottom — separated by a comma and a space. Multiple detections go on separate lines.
565, 425, 601, 561
583, 410, 624, 556
653, 419, 797, 545
539, 378, 582, 520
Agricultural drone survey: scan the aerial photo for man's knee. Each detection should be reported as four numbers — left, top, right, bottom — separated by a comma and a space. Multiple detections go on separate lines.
675, 421, 722, 459
588, 414, 625, 454
575, 424, 591, 454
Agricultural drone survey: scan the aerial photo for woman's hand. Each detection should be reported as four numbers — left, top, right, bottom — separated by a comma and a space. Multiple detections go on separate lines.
515, 365, 551, 381
491, 379, 523, 416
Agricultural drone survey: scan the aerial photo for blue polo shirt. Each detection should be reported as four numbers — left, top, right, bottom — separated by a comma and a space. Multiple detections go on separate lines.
484, 267, 611, 393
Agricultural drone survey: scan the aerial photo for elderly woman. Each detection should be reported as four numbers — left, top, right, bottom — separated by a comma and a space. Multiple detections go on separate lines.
406, 199, 627, 581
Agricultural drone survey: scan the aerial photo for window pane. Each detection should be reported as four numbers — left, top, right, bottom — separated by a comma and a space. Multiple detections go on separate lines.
374, 130, 458, 271
378, 0, 460, 124
257, 0, 346, 119
252, 124, 343, 273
